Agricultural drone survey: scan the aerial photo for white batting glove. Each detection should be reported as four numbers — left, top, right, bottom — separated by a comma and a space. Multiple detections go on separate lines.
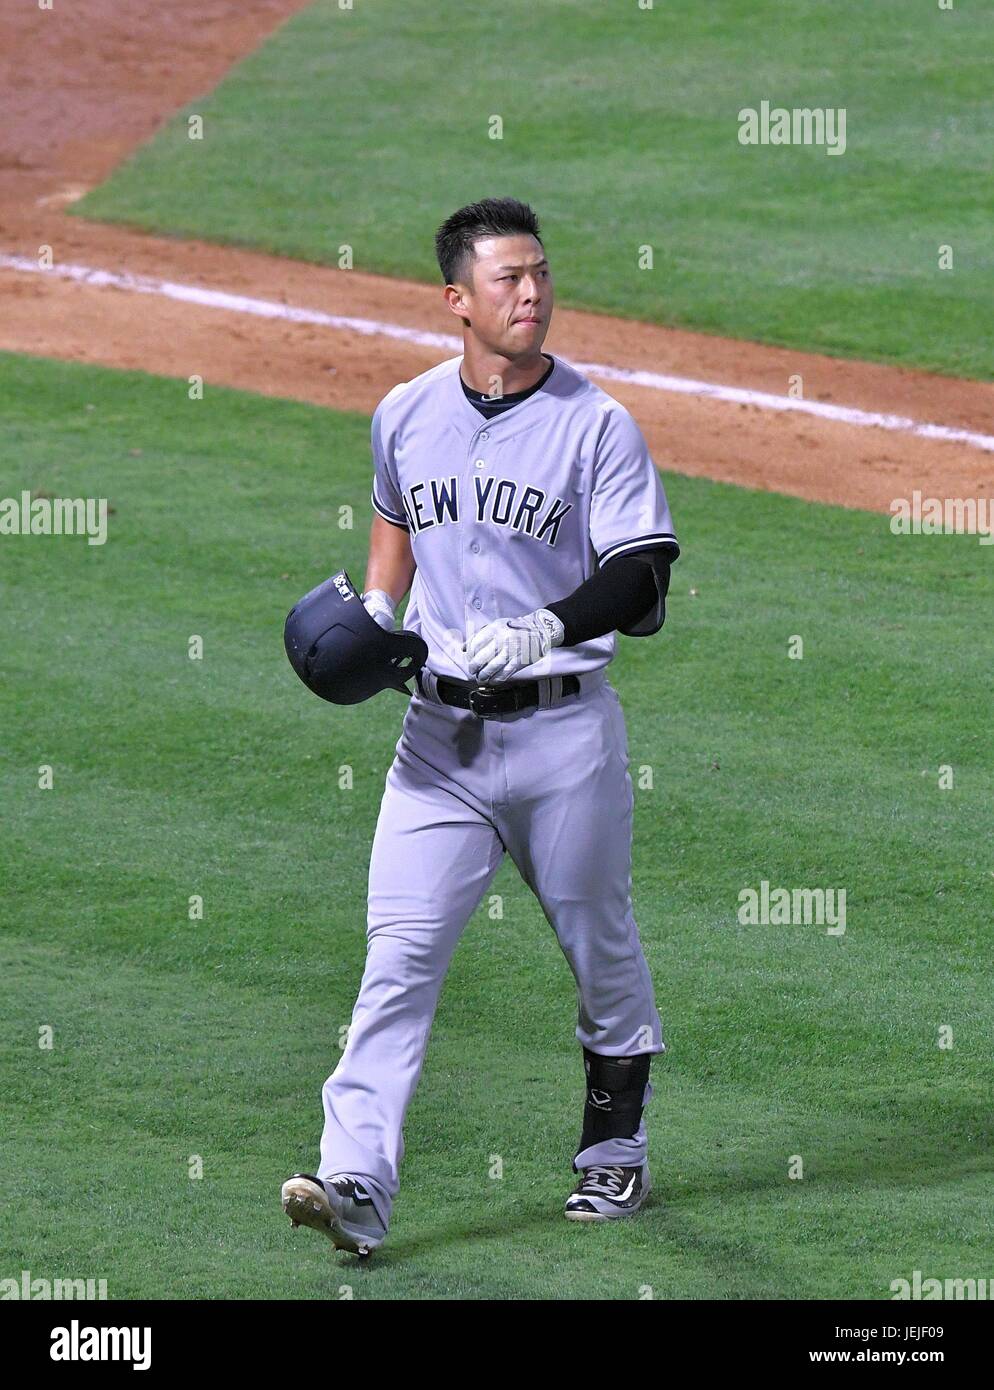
362, 588, 396, 632
465, 608, 565, 683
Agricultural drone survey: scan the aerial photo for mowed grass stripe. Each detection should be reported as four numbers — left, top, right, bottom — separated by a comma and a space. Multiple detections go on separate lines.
76, 0, 994, 378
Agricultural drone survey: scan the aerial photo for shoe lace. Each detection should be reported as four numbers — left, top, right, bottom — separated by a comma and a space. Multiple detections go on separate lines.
580, 1164, 627, 1195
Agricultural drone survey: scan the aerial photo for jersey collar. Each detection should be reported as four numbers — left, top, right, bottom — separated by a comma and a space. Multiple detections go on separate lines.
454, 353, 560, 432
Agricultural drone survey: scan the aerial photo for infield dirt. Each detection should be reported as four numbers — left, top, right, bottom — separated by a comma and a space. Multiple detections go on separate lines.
2, 0, 993, 515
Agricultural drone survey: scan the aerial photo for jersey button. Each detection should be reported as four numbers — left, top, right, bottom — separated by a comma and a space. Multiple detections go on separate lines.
474, 458, 486, 468
479, 432, 490, 441
470, 541, 480, 553
472, 598, 482, 609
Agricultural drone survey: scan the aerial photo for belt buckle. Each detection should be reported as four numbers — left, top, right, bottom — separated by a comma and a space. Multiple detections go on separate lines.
468, 683, 505, 719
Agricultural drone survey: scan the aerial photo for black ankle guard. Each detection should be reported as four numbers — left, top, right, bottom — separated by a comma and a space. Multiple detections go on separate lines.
576, 1047, 651, 1154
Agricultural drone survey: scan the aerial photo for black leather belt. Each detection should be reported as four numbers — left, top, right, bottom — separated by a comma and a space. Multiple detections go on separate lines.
417, 670, 580, 718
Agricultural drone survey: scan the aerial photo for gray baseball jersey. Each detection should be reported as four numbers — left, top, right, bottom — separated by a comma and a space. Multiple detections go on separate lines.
369, 353, 680, 678
317, 353, 678, 1233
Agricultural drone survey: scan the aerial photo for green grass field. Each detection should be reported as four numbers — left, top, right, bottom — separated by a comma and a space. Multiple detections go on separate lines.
75, 0, 994, 379
2, 352, 992, 1299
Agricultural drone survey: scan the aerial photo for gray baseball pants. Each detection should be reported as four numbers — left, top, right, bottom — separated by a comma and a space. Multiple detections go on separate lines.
318, 669, 663, 1230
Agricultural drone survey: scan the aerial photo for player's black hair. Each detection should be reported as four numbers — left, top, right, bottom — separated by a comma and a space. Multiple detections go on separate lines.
434, 198, 543, 289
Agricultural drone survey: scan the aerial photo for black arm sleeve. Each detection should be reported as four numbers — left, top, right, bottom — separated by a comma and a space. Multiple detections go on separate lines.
546, 548, 672, 647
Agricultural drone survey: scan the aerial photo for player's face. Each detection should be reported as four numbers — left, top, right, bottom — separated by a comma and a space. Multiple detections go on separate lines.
455, 235, 553, 356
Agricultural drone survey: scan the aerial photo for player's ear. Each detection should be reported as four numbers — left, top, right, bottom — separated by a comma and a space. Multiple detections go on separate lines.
443, 284, 469, 315
443, 285, 472, 328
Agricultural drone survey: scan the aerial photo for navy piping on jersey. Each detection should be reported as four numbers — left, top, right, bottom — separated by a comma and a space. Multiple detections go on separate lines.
371, 489, 409, 530
598, 533, 680, 566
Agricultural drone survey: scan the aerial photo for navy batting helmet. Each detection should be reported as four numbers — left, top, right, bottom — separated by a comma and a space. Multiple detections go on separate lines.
284, 570, 428, 705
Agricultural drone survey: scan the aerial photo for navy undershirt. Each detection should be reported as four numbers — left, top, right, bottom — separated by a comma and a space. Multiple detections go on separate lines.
460, 356, 669, 645
460, 353, 556, 419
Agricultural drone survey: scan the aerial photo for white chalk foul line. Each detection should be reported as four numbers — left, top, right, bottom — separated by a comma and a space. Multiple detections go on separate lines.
3, 252, 993, 455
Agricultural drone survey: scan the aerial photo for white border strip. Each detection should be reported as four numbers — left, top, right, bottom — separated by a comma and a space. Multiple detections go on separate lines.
3, 253, 993, 454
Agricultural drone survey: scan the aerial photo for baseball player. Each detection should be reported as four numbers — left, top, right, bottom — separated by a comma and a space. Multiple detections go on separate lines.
282, 197, 680, 1257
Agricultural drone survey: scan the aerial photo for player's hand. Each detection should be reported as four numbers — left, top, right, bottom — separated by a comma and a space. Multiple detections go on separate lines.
362, 588, 396, 631
464, 609, 565, 683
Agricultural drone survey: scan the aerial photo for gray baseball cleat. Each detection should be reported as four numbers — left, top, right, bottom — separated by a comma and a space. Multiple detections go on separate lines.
564, 1162, 651, 1221
281, 1172, 386, 1256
